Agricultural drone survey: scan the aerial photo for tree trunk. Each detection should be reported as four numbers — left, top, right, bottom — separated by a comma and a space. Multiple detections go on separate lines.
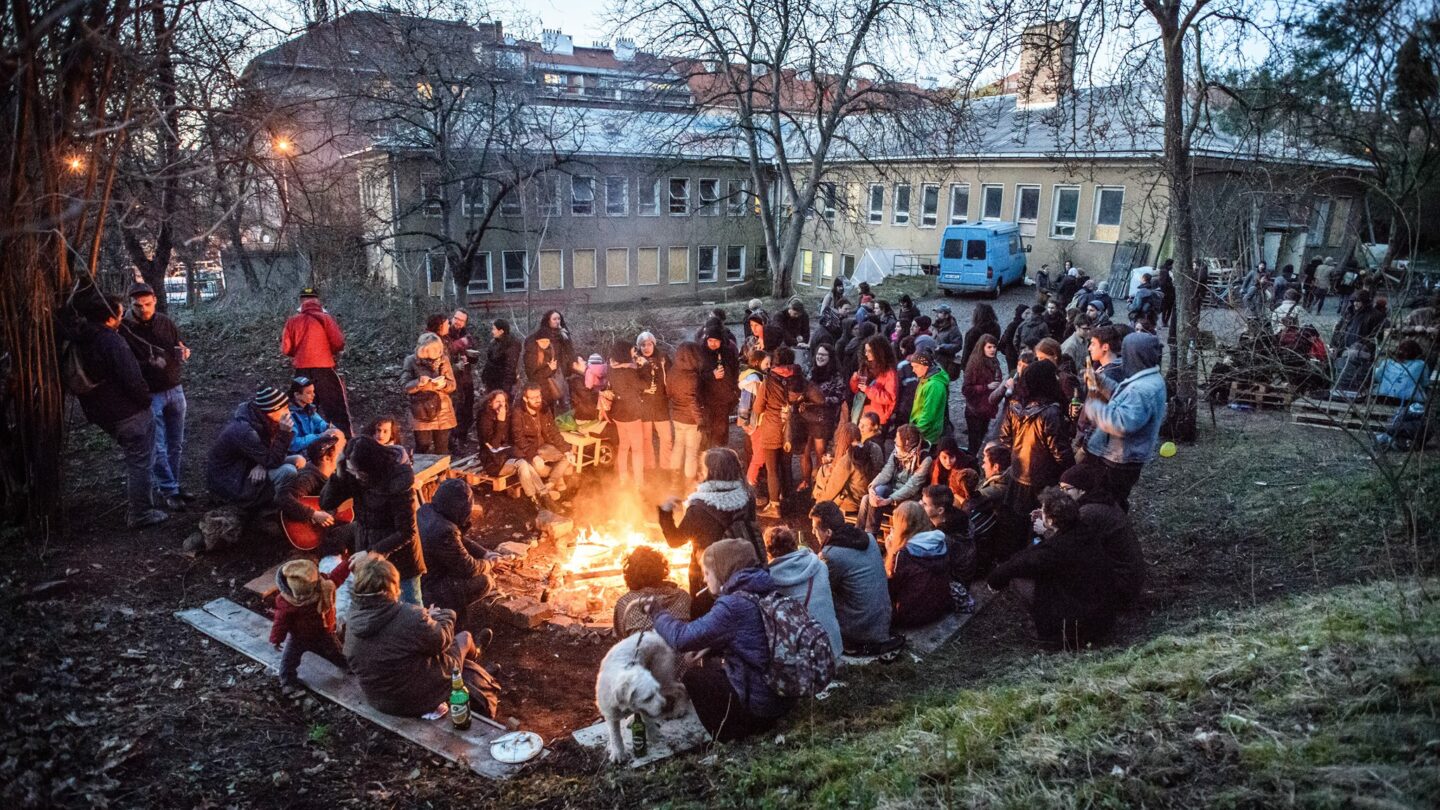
1161, 16, 1201, 438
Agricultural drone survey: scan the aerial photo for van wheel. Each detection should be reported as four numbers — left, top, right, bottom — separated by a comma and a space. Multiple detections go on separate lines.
988, 282, 1001, 299
942, 289, 954, 298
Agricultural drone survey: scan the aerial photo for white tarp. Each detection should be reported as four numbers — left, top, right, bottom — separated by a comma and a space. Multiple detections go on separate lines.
852, 248, 910, 286
1126, 265, 1156, 299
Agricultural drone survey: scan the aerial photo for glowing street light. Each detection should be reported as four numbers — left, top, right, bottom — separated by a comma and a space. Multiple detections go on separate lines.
272, 136, 294, 155
65, 155, 86, 174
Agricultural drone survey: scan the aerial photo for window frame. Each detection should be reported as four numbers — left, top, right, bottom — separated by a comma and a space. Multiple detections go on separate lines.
538, 174, 561, 218
1092, 186, 1125, 243
499, 184, 523, 217
460, 177, 487, 218
697, 245, 720, 282
571, 174, 596, 217
636, 246, 660, 286
501, 250, 528, 292
571, 248, 597, 289
726, 179, 747, 216
466, 251, 493, 295
1307, 199, 1331, 247
424, 248, 447, 287
725, 245, 746, 281
948, 183, 970, 225
698, 178, 721, 216
605, 247, 630, 287
1051, 185, 1080, 239
419, 173, 443, 218
821, 182, 837, 222
668, 177, 691, 216
892, 182, 912, 226
920, 183, 940, 228
604, 175, 628, 216
537, 248, 564, 291
867, 183, 885, 224
667, 245, 690, 283
637, 178, 661, 216
981, 184, 1004, 221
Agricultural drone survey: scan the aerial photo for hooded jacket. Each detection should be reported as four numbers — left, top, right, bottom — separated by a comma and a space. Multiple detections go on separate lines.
933, 315, 964, 355
320, 456, 423, 580
77, 323, 153, 432
767, 549, 844, 657
888, 530, 952, 628
207, 401, 295, 508
288, 403, 333, 453
1018, 313, 1051, 350
910, 366, 952, 443
652, 567, 792, 719
819, 527, 892, 645
1084, 333, 1167, 465
814, 439, 884, 512
281, 299, 345, 369
658, 480, 761, 594
270, 556, 351, 646
418, 479, 492, 614
343, 593, 459, 717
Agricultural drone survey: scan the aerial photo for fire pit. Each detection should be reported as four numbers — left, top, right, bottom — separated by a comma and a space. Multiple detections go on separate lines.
544, 522, 691, 623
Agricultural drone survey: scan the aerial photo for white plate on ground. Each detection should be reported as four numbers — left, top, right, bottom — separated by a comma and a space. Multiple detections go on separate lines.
490, 730, 543, 763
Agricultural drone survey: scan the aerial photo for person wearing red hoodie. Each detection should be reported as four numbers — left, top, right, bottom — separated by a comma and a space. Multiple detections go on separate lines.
270, 553, 355, 689
281, 288, 352, 436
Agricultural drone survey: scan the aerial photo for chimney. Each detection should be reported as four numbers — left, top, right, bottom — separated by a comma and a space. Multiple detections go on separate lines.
614, 37, 636, 61
1017, 19, 1076, 109
542, 28, 574, 56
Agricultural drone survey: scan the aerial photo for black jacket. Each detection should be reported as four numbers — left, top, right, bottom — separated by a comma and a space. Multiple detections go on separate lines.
668, 343, 704, 425
206, 402, 294, 508
698, 340, 740, 414
418, 479, 490, 614
321, 456, 423, 580
475, 406, 513, 473
606, 365, 647, 422
658, 483, 760, 594
636, 347, 672, 422
120, 312, 184, 392
277, 464, 327, 523
481, 333, 521, 392
999, 401, 1074, 488
988, 524, 1115, 645
511, 403, 564, 460
1079, 495, 1145, 608
77, 325, 152, 431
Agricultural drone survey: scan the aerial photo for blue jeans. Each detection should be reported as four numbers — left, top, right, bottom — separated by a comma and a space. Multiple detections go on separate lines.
400, 577, 424, 607
151, 385, 187, 496
108, 408, 156, 521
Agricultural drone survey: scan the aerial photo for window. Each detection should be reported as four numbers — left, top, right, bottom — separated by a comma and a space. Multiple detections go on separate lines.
605, 247, 629, 287
821, 183, 837, 221
667, 246, 689, 283
668, 177, 690, 215
868, 184, 884, 224
1093, 186, 1124, 242
817, 251, 833, 280
948, 183, 970, 224
538, 249, 563, 290
500, 185, 523, 217
425, 249, 447, 288
920, 183, 940, 227
1328, 198, 1352, 246
698, 245, 719, 282
637, 247, 659, 285
1015, 185, 1040, 236
966, 240, 986, 260
1307, 199, 1331, 247
605, 176, 628, 216
698, 178, 720, 215
725, 245, 746, 281
892, 183, 912, 225
467, 253, 493, 295
727, 180, 747, 216
943, 239, 963, 259
539, 175, 561, 217
572, 249, 597, 288
841, 253, 856, 279
461, 178, 486, 217
799, 249, 814, 284
1051, 186, 1079, 238
420, 173, 443, 217
981, 184, 1003, 220
571, 175, 595, 216
638, 179, 660, 216
501, 250, 527, 291
1009, 234, 1020, 254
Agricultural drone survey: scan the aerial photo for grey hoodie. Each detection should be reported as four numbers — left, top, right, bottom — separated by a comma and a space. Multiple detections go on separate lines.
768, 548, 843, 657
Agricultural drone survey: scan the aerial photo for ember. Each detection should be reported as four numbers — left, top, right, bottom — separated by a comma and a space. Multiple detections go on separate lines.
545, 523, 690, 621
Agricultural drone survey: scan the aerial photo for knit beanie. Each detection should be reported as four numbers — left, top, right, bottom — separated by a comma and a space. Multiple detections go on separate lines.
1059, 463, 1107, 496
253, 385, 289, 413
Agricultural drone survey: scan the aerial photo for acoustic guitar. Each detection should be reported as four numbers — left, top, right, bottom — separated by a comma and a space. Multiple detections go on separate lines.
281, 496, 354, 551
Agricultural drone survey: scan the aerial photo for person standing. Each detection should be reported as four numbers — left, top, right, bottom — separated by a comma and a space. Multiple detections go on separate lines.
281, 287, 351, 436
401, 332, 458, 456
998, 361, 1075, 515
120, 283, 192, 510
1083, 332, 1167, 511
77, 294, 167, 529
849, 335, 898, 427
445, 309, 477, 453
961, 335, 1003, 453
606, 340, 648, 487
481, 318, 521, 394
907, 350, 951, 445
698, 322, 740, 450
322, 437, 425, 606
668, 341, 706, 481
634, 331, 674, 472
746, 347, 823, 518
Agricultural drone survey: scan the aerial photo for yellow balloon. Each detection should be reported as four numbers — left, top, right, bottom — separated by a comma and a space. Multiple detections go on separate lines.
1159, 441, 1177, 458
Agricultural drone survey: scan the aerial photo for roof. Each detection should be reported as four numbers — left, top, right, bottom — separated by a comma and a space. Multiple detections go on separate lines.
247, 10, 504, 79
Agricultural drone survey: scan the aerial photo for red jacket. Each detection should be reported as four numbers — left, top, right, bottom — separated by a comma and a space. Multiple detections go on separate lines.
270, 557, 351, 645
849, 368, 897, 425
281, 300, 346, 368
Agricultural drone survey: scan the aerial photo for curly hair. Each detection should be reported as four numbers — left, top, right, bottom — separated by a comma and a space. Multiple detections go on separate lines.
622, 546, 670, 591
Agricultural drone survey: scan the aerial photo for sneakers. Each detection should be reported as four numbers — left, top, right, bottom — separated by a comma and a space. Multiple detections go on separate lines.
162, 494, 188, 512
756, 503, 780, 520
127, 509, 168, 530
474, 628, 494, 656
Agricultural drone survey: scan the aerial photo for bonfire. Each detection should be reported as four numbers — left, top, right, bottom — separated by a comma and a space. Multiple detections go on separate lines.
544, 521, 691, 621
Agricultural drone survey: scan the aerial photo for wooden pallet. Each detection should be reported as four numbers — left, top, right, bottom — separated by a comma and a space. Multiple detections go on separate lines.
1230, 381, 1292, 409
449, 454, 521, 494
1291, 397, 1398, 433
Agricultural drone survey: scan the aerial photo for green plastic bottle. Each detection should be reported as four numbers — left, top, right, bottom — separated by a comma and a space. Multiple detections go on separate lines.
449, 668, 471, 731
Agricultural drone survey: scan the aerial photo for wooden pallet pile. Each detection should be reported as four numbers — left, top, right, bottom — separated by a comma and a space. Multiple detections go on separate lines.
1290, 396, 1398, 433
449, 453, 521, 495
1230, 381, 1292, 409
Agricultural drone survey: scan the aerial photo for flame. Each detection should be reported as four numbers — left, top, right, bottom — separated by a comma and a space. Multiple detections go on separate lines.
548, 522, 690, 620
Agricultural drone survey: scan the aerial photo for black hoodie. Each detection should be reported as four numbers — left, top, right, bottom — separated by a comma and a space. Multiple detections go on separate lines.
418, 479, 491, 612
321, 453, 423, 579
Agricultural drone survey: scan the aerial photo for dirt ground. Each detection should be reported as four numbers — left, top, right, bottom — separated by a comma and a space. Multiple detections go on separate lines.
1, 285, 1429, 808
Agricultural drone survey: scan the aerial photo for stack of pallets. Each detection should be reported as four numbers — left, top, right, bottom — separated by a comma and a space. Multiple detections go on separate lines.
1290, 397, 1398, 433
1230, 381, 1292, 409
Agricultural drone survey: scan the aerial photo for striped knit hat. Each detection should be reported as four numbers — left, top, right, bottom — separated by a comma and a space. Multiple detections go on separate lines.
253, 385, 289, 413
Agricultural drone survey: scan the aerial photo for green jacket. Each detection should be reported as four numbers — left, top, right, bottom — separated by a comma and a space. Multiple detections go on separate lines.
910, 367, 951, 443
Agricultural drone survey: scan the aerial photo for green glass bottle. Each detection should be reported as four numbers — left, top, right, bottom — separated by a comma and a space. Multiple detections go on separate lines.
630, 713, 648, 758
449, 668, 471, 731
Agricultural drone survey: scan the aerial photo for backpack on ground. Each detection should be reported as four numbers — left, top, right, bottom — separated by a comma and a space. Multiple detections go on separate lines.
737, 591, 836, 698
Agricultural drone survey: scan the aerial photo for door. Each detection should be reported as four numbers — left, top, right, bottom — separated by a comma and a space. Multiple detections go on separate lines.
963, 236, 989, 284
1262, 231, 1283, 268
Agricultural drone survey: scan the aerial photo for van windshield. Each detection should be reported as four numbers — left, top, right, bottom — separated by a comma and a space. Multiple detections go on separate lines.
966, 240, 986, 260
943, 240, 963, 259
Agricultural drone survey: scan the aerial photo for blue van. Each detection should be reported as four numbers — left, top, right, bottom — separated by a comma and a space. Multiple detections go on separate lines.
937, 222, 1029, 297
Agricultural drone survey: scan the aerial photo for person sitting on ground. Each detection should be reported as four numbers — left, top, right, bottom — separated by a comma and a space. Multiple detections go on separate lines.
1059, 464, 1145, 610
343, 554, 500, 719
886, 501, 954, 629
644, 539, 794, 741
287, 375, 345, 454
271, 553, 355, 689
857, 424, 933, 533
207, 385, 302, 512
809, 502, 899, 656
1331, 338, 1376, 397
612, 546, 692, 639
402, 332, 458, 456
764, 526, 843, 657
1371, 338, 1430, 405
275, 436, 352, 554
929, 436, 976, 503
658, 448, 763, 612
813, 420, 884, 514
923, 484, 976, 585
908, 350, 950, 445
986, 487, 1116, 650
971, 444, 1026, 576
321, 436, 424, 606
511, 383, 577, 499
1083, 332, 1167, 511
418, 478, 496, 629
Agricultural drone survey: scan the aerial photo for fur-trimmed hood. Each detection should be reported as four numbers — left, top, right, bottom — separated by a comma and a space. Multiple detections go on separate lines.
686, 479, 752, 513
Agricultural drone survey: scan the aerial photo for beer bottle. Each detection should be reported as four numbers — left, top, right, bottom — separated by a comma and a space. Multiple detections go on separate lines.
449, 668, 471, 731
630, 713, 647, 758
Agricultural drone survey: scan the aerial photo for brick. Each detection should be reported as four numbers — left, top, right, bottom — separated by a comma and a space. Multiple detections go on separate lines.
492, 596, 552, 630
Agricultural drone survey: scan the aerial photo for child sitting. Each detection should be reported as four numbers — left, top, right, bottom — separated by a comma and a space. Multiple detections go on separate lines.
270, 553, 357, 689
612, 546, 691, 638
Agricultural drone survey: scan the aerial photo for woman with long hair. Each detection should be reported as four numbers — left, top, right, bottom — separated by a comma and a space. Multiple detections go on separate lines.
634, 331, 674, 471
798, 342, 846, 491
658, 448, 762, 611
929, 436, 976, 501
849, 334, 898, 426
523, 310, 579, 410
606, 339, 648, 487
885, 500, 952, 628
884, 500, 930, 574
961, 303, 1001, 369
998, 360, 1074, 514
962, 333, 1003, 453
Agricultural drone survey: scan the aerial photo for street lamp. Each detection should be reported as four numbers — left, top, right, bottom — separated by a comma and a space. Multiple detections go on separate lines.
65, 155, 86, 174
272, 136, 294, 155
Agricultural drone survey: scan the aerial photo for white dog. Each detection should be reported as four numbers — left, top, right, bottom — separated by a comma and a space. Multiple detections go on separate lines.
594, 630, 686, 764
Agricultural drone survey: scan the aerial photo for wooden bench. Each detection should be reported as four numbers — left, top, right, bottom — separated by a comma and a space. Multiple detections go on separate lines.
449, 454, 522, 496
1291, 396, 1399, 433
1230, 381, 1292, 409
411, 453, 451, 503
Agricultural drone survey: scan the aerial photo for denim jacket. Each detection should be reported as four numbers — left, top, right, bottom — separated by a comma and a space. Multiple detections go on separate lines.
1084, 366, 1167, 464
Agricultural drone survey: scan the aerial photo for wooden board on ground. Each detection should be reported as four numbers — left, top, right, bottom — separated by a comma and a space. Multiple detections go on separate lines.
243, 564, 281, 600
571, 706, 710, 768
842, 589, 992, 667
1230, 381, 1291, 409
177, 598, 530, 780
1291, 396, 1397, 433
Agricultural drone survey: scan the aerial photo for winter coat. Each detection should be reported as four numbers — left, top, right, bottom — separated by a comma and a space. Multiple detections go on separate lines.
652, 567, 792, 719
320, 459, 423, 580
120, 311, 184, 392
281, 300, 345, 368
910, 367, 952, 443
987, 524, 1116, 645
418, 479, 491, 616
801, 370, 848, 437
475, 406, 514, 473
767, 549, 844, 657
814, 440, 884, 512
510, 403, 565, 461
288, 403, 333, 453
1078, 495, 1145, 608
344, 593, 460, 717
606, 365, 647, 422
1000, 402, 1074, 487
1332, 302, 1386, 351
849, 368, 898, 425
999, 317, 1024, 369
481, 333, 521, 393
889, 530, 953, 629
870, 447, 934, 504
270, 556, 351, 646
1372, 359, 1429, 404
1060, 332, 1089, 373
963, 361, 1003, 423
932, 507, 977, 584
207, 401, 295, 508
961, 323, 999, 370
668, 343, 704, 425
1084, 334, 1167, 465
76, 325, 153, 432
698, 340, 741, 415
753, 366, 824, 450
401, 353, 458, 432
772, 306, 811, 348
1018, 315, 1051, 350
933, 316, 964, 355
636, 347, 672, 422
659, 479, 761, 594
819, 526, 892, 645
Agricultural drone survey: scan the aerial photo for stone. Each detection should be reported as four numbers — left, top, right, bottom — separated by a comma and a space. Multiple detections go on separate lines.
495, 541, 531, 559
491, 596, 551, 630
